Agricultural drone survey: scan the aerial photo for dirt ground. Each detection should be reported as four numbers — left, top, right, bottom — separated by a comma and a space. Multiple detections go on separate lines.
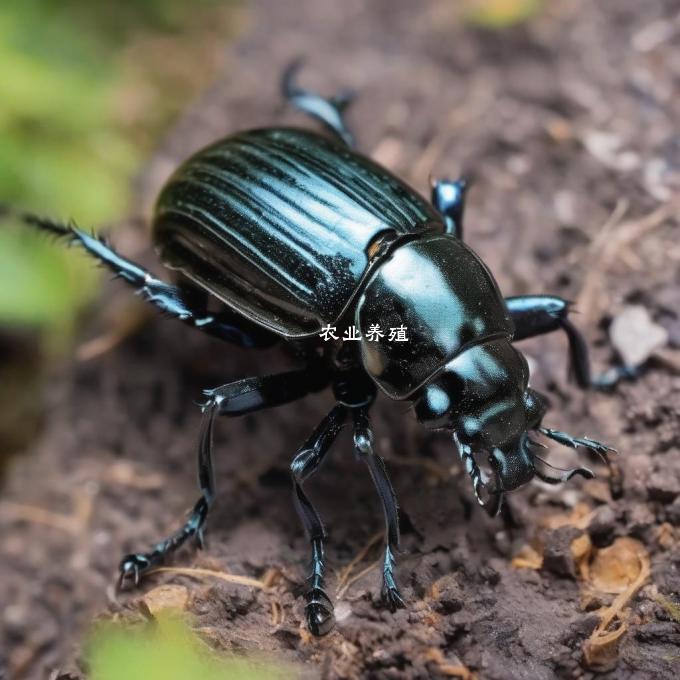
1, 0, 679, 678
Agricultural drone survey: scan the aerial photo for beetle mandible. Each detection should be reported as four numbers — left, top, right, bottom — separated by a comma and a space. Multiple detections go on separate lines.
3, 62, 616, 636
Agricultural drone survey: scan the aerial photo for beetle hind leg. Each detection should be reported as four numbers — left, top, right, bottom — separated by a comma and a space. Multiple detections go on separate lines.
352, 406, 405, 611
282, 59, 355, 147
431, 178, 468, 239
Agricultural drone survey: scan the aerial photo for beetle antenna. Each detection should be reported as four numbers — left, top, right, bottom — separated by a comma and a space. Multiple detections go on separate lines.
531, 454, 594, 485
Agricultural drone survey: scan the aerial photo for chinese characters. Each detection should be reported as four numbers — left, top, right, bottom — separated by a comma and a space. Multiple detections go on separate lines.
319, 324, 408, 342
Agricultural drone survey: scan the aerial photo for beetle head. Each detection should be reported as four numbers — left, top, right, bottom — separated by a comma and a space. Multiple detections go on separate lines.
413, 339, 596, 514
413, 339, 536, 444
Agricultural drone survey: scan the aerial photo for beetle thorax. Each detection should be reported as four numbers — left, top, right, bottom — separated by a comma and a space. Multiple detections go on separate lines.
356, 232, 513, 400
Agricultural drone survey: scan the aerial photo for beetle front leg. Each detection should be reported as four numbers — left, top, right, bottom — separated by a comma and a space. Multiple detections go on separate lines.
282, 59, 355, 147
5, 209, 275, 348
506, 294, 637, 390
505, 295, 592, 388
291, 405, 349, 636
352, 406, 405, 611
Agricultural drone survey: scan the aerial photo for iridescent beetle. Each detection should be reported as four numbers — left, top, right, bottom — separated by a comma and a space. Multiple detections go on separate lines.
3, 63, 615, 635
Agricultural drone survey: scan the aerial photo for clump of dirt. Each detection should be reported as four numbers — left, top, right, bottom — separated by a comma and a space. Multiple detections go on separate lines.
1, 0, 679, 678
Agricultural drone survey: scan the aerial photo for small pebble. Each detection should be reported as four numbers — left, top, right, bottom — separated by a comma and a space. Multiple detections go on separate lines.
609, 305, 668, 367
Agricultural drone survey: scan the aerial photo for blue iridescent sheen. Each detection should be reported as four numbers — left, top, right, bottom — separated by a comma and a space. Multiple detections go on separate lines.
1, 63, 618, 639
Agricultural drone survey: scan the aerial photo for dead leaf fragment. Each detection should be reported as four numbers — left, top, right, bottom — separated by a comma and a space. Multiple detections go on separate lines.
589, 537, 647, 594
511, 544, 543, 570
570, 533, 593, 581
541, 502, 595, 531
424, 648, 476, 679
583, 539, 650, 671
583, 622, 628, 671
142, 584, 189, 615
655, 522, 676, 549
609, 305, 668, 368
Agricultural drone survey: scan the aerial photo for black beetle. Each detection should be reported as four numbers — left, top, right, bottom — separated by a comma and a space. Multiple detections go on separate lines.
3, 63, 615, 636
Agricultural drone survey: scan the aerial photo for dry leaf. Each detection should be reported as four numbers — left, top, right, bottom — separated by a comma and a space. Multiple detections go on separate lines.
655, 522, 675, 549
511, 544, 543, 570
582, 539, 650, 671
541, 503, 594, 531
583, 622, 628, 670
425, 648, 476, 679
570, 533, 593, 581
589, 538, 647, 594
142, 584, 189, 615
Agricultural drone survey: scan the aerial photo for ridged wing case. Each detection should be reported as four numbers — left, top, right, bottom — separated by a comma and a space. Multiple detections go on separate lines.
153, 127, 442, 337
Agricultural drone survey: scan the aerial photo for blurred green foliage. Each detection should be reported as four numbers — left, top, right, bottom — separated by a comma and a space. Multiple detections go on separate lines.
0, 0, 232, 338
463, 0, 544, 28
87, 615, 290, 680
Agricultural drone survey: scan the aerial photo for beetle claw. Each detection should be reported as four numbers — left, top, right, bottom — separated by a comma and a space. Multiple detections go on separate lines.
118, 553, 151, 589
381, 585, 406, 612
305, 587, 335, 636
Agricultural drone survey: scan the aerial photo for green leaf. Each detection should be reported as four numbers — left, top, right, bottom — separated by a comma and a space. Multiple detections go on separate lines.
0, 226, 97, 335
87, 616, 290, 680
464, 0, 544, 28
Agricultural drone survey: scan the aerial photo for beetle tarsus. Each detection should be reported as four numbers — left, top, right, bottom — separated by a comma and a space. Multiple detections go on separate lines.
118, 553, 150, 588
537, 427, 617, 458
305, 540, 335, 636
117, 494, 211, 588
291, 405, 348, 635
591, 364, 639, 390
381, 546, 405, 611
282, 58, 355, 147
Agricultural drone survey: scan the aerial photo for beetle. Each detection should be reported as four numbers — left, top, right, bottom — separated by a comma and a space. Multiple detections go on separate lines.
3, 62, 615, 636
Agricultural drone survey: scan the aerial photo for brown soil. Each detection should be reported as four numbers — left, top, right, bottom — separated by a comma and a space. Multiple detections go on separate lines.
1, 0, 679, 678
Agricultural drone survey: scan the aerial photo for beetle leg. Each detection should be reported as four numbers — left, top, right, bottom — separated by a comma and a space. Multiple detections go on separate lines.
119, 401, 218, 586
5, 209, 275, 348
119, 367, 331, 588
430, 178, 468, 239
290, 404, 349, 636
537, 427, 617, 461
352, 406, 405, 611
282, 58, 355, 147
505, 295, 592, 388
506, 294, 639, 391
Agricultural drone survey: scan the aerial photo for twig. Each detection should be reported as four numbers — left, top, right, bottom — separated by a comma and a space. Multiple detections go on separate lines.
424, 648, 476, 679
335, 559, 382, 601
0, 501, 81, 534
335, 531, 382, 596
146, 566, 268, 590
583, 543, 650, 667
388, 455, 452, 480
577, 200, 678, 324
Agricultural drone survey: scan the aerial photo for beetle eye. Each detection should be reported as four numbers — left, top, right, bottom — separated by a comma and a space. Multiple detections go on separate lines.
414, 383, 452, 428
